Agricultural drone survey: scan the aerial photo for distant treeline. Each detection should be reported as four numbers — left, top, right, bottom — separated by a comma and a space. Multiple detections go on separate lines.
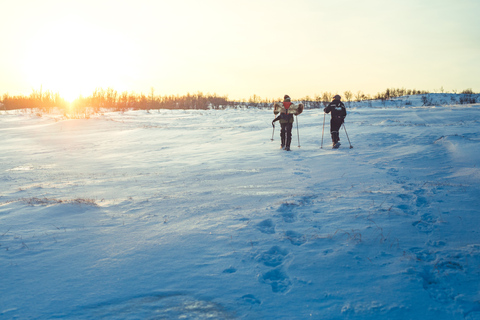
1, 87, 478, 114
1, 89, 69, 112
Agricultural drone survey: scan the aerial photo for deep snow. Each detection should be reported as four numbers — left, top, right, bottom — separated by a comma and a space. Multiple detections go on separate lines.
1, 94, 480, 319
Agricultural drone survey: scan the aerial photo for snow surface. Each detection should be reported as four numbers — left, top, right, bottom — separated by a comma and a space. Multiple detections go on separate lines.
1, 94, 480, 319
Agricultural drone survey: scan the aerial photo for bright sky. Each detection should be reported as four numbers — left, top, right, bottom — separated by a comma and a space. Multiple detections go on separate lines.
1, 0, 479, 101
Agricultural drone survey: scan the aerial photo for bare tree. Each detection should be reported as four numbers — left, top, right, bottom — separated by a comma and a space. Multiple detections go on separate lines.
344, 91, 353, 102
355, 91, 364, 102
321, 92, 333, 106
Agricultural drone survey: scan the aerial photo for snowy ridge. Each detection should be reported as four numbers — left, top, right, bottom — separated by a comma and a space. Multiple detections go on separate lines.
1, 96, 480, 319
341, 93, 480, 109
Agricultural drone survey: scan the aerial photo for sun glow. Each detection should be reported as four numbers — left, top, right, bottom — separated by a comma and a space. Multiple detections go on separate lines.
22, 16, 138, 102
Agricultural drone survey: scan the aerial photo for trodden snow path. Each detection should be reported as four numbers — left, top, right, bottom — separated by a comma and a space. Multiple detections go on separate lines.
1, 100, 480, 319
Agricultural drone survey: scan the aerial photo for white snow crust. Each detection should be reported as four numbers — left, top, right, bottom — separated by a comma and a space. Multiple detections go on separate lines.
1, 94, 480, 319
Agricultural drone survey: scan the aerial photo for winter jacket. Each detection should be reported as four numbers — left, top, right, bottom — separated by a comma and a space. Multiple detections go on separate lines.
273, 101, 303, 124
324, 100, 346, 120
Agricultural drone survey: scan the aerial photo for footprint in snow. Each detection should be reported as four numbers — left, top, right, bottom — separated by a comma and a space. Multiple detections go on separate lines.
397, 193, 413, 201
323, 249, 334, 255
281, 211, 297, 223
396, 204, 415, 215
409, 247, 436, 262
222, 266, 237, 274
241, 294, 261, 305
387, 168, 399, 176
413, 188, 430, 207
285, 230, 306, 246
415, 195, 429, 208
260, 268, 292, 293
256, 246, 289, 267
256, 219, 275, 234
293, 168, 310, 176
417, 263, 464, 305
276, 203, 298, 223
413, 246, 480, 316
412, 213, 439, 233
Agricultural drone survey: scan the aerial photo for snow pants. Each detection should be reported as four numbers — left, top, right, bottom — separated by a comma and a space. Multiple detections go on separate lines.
330, 118, 344, 144
280, 122, 293, 148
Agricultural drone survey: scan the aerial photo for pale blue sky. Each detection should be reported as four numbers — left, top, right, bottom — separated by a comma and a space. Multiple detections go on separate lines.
1, 0, 479, 101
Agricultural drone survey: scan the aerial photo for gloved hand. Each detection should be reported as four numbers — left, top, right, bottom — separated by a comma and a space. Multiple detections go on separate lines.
272, 121, 275, 127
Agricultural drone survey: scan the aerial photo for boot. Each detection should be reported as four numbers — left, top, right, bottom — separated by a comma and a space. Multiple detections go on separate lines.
331, 131, 340, 148
331, 131, 339, 144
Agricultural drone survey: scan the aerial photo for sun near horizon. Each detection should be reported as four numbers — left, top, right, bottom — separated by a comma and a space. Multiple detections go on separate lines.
20, 15, 140, 102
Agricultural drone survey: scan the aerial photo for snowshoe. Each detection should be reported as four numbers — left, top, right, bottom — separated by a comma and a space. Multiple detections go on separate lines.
332, 142, 341, 149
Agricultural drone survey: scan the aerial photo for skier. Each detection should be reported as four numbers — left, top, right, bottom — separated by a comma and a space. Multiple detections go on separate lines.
272, 95, 303, 151
324, 94, 347, 148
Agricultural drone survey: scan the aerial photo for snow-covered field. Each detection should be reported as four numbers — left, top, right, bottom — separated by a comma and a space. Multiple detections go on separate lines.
1, 94, 480, 319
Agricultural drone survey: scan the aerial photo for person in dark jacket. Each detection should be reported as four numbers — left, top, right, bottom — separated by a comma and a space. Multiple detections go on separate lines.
272, 95, 295, 151
324, 94, 347, 148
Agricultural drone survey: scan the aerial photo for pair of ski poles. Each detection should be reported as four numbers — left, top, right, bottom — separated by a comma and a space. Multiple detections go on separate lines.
271, 114, 353, 149
271, 116, 301, 148
321, 113, 353, 149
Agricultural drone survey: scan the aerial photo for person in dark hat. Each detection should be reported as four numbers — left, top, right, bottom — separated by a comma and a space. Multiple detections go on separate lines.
324, 94, 347, 148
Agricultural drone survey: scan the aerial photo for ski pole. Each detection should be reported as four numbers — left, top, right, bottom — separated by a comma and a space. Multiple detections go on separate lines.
271, 122, 275, 141
342, 123, 353, 149
321, 112, 326, 149
295, 115, 300, 147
